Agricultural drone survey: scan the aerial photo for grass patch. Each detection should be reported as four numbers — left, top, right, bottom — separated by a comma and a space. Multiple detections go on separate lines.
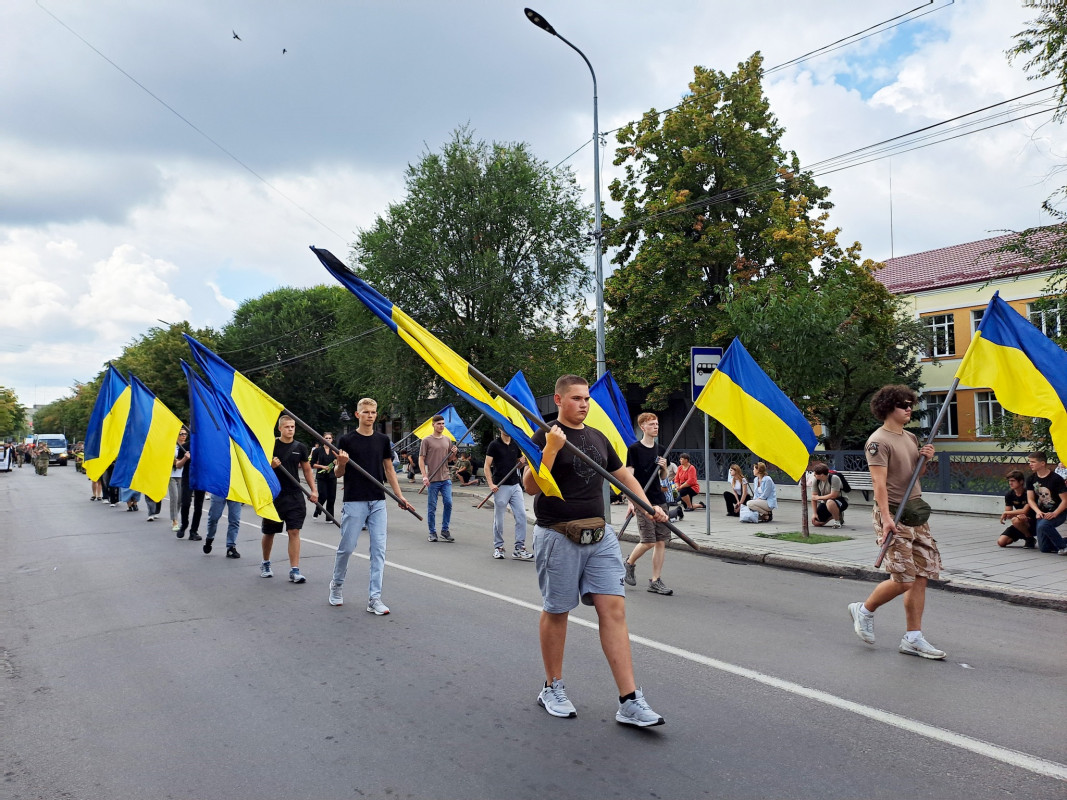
754, 531, 852, 544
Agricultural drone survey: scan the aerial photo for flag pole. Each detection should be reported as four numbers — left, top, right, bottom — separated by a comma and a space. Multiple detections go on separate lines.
282, 407, 423, 522
474, 461, 521, 509
874, 377, 959, 567
617, 402, 700, 535
465, 364, 700, 551
418, 413, 484, 495
273, 464, 341, 527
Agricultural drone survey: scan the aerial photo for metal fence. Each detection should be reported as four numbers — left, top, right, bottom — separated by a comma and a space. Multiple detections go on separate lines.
666, 449, 1030, 497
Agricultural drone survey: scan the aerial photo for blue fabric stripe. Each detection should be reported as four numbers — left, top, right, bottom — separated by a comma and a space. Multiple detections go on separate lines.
313, 247, 399, 334
109, 375, 155, 489
589, 372, 638, 447
83, 365, 127, 462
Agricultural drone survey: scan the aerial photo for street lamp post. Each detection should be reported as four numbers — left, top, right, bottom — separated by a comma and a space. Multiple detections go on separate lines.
524, 8, 605, 382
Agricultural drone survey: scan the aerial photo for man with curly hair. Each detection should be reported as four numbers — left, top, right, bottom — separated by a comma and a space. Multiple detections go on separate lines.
847, 384, 946, 660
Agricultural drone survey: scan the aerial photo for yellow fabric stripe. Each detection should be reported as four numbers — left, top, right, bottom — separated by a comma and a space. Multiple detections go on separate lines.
128, 399, 184, 502
584, 400, 630, 493
228, 440, 281, 521
84, 388, 131, 481
413, 417, 456, 441
696, 370, 811, 482
231, 371, 284, 458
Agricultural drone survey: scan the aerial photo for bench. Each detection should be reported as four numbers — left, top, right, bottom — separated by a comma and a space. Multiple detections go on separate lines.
837, 470, 874, 502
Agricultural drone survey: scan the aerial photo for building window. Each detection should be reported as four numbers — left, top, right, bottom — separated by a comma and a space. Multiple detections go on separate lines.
975, 391, 1003, 437
1027, 302, 1061, 338
923, 392, 957, 438
971, 308, 984, 334
923, 313, 955, 357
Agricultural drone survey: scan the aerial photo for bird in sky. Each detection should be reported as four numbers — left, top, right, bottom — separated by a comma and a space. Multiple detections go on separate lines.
232, 30, 241, 40
282, 48, 287, 54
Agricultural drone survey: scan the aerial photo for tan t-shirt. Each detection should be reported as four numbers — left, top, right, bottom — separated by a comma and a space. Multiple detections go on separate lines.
865, 426, 922, 506
419, 435, 453, 482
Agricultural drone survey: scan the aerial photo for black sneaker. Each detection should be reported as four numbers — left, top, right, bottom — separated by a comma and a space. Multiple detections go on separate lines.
188, 533, 202, 541
1024, 537, 1037, 549
202, 539, 213, 554
439, 531, 455, 543
428, 533, 438, 542
226, 546, 241, 559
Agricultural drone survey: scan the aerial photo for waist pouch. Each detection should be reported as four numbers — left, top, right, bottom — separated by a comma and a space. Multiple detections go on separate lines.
550, 517, 606, 546
889, 497, 932, 527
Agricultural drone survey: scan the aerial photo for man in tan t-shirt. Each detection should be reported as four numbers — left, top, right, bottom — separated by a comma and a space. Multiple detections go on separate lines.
847, 384, 946, 660
418, 415, 457, 543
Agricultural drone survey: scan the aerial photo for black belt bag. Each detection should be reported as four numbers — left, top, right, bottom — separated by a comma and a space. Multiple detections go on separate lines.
550, 517, 606, 546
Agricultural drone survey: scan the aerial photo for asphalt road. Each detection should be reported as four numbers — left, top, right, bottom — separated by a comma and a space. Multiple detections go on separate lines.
3, 465, 1066, 799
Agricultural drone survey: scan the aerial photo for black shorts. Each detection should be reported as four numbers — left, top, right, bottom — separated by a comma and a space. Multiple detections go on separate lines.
262, 492, 307, 534
815, 497, 848, 522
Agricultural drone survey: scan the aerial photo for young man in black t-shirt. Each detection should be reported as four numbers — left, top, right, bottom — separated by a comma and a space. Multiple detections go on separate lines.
260, 415, 318, 582
1025, 451, 1067, 554
622, 412, 673, 596
998, 469, 1036, 548
485, 428, 531, 560
330, 398, 412, 614
522, 374, 667, 728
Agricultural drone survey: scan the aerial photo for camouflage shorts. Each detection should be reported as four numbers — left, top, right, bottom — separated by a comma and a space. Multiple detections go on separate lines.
873, 506, 942, 583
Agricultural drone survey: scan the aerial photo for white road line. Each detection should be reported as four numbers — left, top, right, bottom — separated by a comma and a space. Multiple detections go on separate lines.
293, 534, 1067, 782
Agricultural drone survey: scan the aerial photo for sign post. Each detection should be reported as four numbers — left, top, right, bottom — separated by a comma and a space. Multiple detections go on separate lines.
690, 347, 721, 534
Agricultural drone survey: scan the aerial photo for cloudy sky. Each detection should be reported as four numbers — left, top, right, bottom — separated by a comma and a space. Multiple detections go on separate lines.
3, 0, 1063, 409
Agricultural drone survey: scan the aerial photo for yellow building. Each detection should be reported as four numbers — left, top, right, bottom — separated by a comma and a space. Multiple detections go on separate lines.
875, 231, 1062, 452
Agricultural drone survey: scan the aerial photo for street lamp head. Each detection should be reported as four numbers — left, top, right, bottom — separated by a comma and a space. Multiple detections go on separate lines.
524, 8, 556, 36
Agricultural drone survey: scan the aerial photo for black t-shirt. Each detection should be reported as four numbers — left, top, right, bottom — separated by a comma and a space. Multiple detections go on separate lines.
626, 440, 665, 505
531, 422, 622, 526
273, 439, 309, 496
177, 443, 191, 487
310, 445, 336, 480
1004, 488, 1034, 515
485, 437, 521, 486
1026, 471, 1067, 513
337, 430, 392, 502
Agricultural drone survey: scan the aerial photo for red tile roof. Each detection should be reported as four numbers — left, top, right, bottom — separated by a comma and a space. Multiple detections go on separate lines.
873, 228, 1066, 294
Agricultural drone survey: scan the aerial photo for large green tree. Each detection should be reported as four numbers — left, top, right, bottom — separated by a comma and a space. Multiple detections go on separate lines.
714, 206, 928, 449
604, 54, 832, 403
352, 127, 593, 420
0, 387, 28, 440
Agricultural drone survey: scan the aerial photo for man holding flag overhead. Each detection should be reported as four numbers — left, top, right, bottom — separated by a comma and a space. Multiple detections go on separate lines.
524, 374, 667, 727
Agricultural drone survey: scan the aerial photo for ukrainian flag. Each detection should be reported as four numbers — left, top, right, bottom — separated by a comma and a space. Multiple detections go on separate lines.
184, 334, 282, 462
182, 361, 281, 521
412, 404, 475, 444
492, 371, 542, 437
83, 364, 131, 481
109, 375, 184, 502
586, 371, 638, 468
695, 338, 816, 482
956, 292, 1067, 457
312, 246, 561, 498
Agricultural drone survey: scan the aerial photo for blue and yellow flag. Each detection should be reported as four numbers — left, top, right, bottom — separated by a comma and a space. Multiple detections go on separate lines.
694, 338, 816, 481
412, 404, 475, 444
586, 371, 638, 466
184, 335, 283, 462
312, 246, 561, 498
83, 364, 132, 481
109, 375, 184, 502
182, 361, 281, 521
492, 371, 542, 437
956, 292, 1067, 457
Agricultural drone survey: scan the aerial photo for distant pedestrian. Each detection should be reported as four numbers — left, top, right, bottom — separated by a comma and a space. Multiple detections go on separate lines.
178, 429, 205, 540
203, 493, 242, 559
260, 415, 318, 583
419, 415, 456, 543
310, 432, 337, 522
622, 412, 674, 596
34, 444, 49, 476
170, 430, 190, 535
848, 385, 945, 660
484, 427, 531, 560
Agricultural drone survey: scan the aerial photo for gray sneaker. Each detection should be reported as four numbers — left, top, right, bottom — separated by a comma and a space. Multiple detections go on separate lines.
366, 598, 390, 615
898, 635, 946, 660
647, 578, 674, 596
260, 561, 273, 578
329, 582, 343, 606
512, 547, 534, 560
848, 602, 875, 644
616, 688, 665, 727
537, 678, 577, 718
624, 560, 636, 586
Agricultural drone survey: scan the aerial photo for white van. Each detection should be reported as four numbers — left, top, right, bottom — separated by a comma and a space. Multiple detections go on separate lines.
34, 434, 68, 466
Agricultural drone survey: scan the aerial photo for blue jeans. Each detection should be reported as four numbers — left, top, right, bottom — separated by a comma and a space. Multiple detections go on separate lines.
206, 494, 242, 547
493, 483, 527, 550
1036, 512, 1067, 552
332, 500, 387, 600
426, 480, 452, 534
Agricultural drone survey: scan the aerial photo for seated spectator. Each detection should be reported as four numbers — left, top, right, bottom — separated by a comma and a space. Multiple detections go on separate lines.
454, 453, 479, 486
745, 462, 777, 522
400, 450, 418, 482
999, 469, 1036, 548
810, 462, 847, 529
673, 453, 705, 509
722, 463, 749, 517
1026, 451, 1067, 554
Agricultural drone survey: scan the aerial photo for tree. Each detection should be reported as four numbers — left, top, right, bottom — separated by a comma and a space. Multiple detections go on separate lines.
714, 206, 929, 450
0, 387, 27, 440
604, 54, 832, 403
352, 127, 593, 419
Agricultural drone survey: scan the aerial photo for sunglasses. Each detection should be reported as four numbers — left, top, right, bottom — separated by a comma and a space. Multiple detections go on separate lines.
895, 403, 914, 411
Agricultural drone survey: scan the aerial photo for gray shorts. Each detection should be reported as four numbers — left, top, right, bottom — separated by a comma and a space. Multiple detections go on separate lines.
533, 524, 625, 614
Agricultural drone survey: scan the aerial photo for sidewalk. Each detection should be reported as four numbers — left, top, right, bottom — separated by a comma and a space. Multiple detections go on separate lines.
454, 485, 1067, 611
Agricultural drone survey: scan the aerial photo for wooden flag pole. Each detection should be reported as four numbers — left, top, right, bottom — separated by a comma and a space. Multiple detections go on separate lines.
474, 461, 522, 509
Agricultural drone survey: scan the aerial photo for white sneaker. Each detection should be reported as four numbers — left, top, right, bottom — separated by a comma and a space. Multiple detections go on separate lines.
329, 582, 343, 606
848, 602, 875, 644
493, 547, 506, 559
366, 598, 390, 615
537, 678, 577, 718
616, 688, 665, 727
826, 519, 842, 529
899, 635, 946, 660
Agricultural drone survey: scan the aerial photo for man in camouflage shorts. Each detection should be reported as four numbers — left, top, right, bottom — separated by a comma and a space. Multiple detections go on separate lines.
847, 385, 947, 660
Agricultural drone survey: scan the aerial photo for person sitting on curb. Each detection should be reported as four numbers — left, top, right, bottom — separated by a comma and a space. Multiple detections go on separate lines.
998, 469, 1036, 548
810, 462, 848, 529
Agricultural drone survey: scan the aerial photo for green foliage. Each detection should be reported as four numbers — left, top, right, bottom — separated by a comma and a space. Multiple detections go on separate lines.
0, 387, 28, 440
352, 127, 593, 419
755, 531, 852, 544
714, 212, 929, 449
31, 381, 96, 442
1008, 1, 1067, 120
604, 55, 832, 402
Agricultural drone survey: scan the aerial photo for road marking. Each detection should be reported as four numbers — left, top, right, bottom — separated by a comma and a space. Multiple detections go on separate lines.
294, 534, 1067, 782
